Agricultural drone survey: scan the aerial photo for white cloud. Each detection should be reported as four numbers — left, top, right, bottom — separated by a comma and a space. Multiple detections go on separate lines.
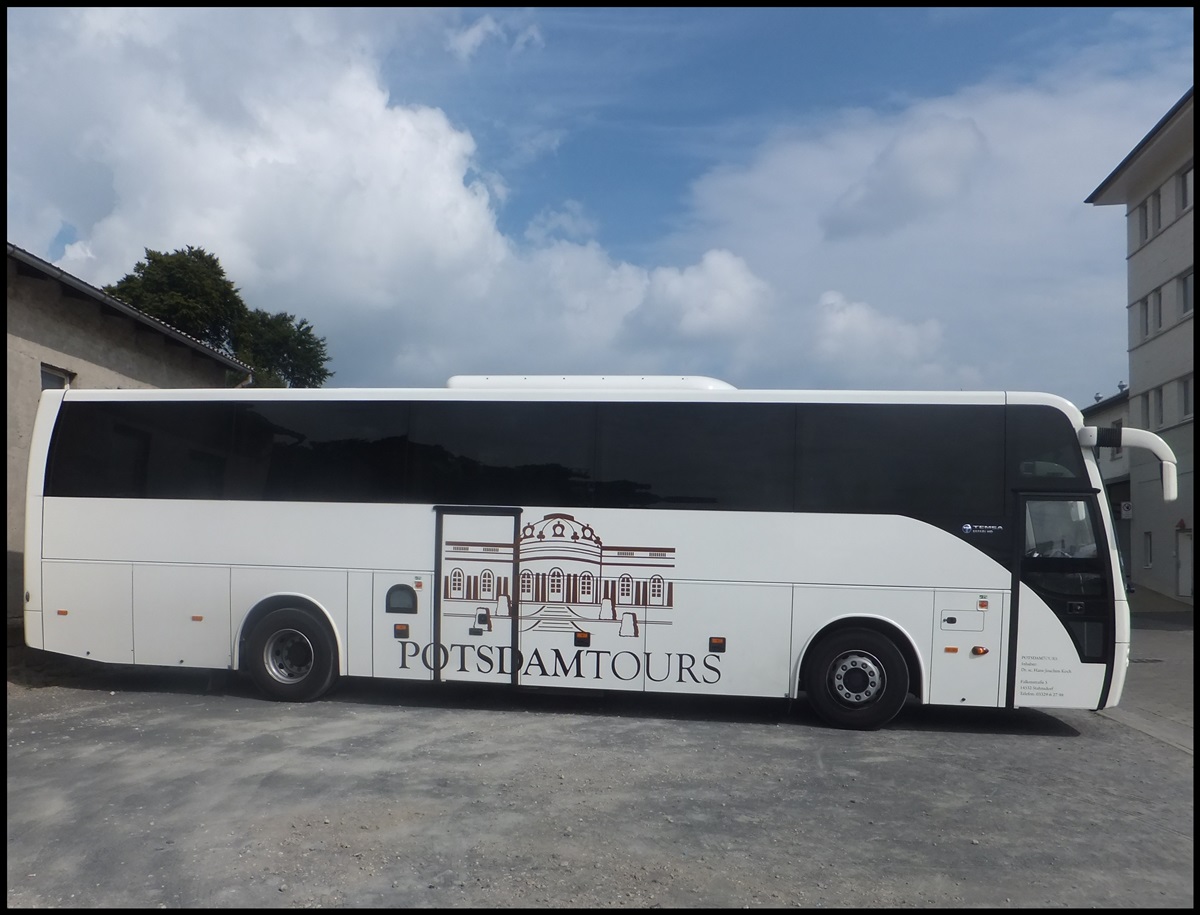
819, 115, 988, 240
637, 249, 772, 340
812, 290, 959, 387
6, 8, 791, 389
512, 25, 545, 55
445, 15, 504, 62
5, 8, 1192, 403
524, 200, 597, 245
669, 21, 1192, 399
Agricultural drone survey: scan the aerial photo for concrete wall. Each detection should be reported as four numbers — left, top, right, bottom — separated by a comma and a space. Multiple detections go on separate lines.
7, 256, 236, 620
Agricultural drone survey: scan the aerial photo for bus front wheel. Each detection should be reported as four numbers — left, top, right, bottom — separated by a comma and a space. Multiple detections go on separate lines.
246, 608, 339, 702
804, 628, 909, 730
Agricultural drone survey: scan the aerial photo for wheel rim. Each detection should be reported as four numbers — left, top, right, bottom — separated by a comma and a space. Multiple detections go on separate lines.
263, 628, 314, 684
826, 649, 885, 707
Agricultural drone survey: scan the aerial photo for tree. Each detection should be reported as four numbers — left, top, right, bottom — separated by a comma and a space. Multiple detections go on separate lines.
233, 309, 332, 389
104, 246, 333, 387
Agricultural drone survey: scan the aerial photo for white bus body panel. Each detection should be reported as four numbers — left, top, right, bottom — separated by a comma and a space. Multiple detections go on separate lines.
22, 390, 65, 651
42, 561, 134, 664
370, 572, 433, 681
1013, 583, 1107, 708
35, 494, 1103, 710
792, 586, 932, 696
930, 591, 1008, 706
642, 582, 794, 697
133, 564, 231, 668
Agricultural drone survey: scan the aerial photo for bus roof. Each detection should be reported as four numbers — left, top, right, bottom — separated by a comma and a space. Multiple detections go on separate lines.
447, 375, 738, 390
51, 383, 1082, 419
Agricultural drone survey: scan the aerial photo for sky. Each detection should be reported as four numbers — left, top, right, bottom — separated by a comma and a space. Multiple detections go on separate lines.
5, 7, 1194, 406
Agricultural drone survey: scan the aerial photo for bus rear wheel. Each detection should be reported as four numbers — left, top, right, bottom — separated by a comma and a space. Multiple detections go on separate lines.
246, 608, 338, 702
804, 628, 909, 730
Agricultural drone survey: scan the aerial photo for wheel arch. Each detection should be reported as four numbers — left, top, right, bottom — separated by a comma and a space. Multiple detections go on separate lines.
796, 615, 926, 703
235, 593, 344, 675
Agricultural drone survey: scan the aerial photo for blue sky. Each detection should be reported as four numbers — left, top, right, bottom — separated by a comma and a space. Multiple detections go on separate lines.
5, 7, 1194, 405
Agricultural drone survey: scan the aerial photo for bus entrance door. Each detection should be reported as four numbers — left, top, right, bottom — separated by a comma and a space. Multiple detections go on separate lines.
434, 507, 522, 685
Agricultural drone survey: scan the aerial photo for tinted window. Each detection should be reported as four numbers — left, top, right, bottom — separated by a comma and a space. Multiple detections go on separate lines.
594, 403, 795, 510
232, 401, 410, 502
1007, 404, 1087, 490
797, 404, 1006, 517
47, 398, 1049, 523
47, 402, 234, 499
409, 402, 594, 505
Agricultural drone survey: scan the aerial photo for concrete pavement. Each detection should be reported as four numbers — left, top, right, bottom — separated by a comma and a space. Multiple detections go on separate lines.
1104, 586, 1194, 753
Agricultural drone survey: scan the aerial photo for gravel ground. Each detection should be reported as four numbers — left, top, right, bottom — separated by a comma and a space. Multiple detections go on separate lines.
7, 627, 1195, 909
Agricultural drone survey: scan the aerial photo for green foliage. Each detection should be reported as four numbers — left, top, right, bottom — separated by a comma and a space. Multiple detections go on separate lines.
233, 309, 332, 389
104, 246, 333, 388
104, 247, 243, 351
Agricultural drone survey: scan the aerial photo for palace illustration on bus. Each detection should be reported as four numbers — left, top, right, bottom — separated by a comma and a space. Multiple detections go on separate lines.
23, 375, 1178, 729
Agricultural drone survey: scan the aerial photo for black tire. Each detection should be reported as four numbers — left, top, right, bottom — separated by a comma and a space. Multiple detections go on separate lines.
803, 627, 910, 730
245, 608, 338, 702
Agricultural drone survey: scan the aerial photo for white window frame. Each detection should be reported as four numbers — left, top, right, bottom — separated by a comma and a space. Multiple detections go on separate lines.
41, 363, 75, 390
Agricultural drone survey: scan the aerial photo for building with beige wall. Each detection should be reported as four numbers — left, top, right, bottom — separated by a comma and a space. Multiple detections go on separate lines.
6, 242, 251, 620
1087, 88, 1193, 605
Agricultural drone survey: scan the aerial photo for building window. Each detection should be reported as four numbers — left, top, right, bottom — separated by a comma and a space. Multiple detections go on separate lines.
1181, 272, 1194, 316
1149, 190, 1162, 234
1138, 298, 1150, 338
40, 364, 74, 389
1182, 375, 1194, 419
1180, 165, 1194, 213
1136, 200, 1149, 244
1150, 288, 1162, 331
1151, 386, 1164, 429
1111, 419, 1123, 460
1143, 531, 1153, 568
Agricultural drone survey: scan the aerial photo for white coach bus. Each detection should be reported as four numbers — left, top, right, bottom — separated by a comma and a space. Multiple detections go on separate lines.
23, 376, 1178, 730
